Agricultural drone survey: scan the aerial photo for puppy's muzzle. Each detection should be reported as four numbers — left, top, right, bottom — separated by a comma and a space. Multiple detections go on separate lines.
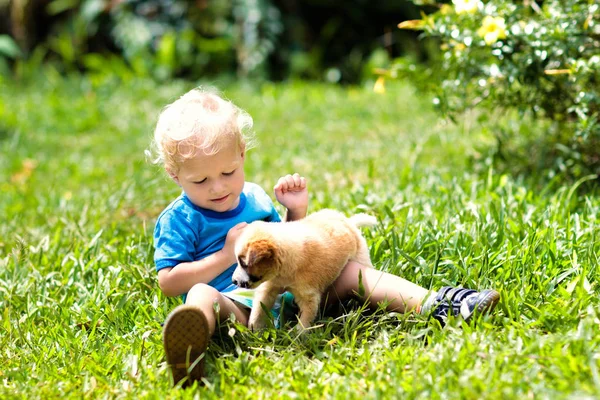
232, 266, 251, 288
232, 266, 261, 289
233, 278, 251, 289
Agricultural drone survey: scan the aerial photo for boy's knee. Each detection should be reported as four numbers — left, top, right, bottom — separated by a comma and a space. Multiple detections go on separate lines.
188, 282, 213, 293
332, 261, 372, 299
186, 283, 220, 306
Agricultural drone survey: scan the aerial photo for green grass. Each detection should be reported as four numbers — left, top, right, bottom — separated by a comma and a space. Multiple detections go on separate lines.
1, 73, 600, 399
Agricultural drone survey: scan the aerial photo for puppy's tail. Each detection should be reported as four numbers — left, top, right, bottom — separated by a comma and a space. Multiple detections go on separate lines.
349, 213, 378, 228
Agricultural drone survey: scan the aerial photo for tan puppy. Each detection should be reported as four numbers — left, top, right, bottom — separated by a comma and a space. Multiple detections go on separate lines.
232, 209, 377, 331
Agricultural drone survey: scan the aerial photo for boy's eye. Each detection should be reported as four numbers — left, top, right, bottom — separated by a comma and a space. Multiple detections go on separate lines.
193, 178, 207, 184
223, 170, 236, 176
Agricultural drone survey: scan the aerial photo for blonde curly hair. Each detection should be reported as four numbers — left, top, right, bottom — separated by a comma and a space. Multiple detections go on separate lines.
149, 87, 254, 174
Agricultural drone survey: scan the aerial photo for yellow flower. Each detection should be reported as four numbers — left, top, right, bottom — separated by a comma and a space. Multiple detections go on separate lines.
452, 0, 480, 14
477, 16, 507, 45
373, 76, 386, 94
440, 4, 453, 15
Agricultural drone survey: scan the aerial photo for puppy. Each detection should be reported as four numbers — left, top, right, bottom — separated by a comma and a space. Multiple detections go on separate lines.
232, 209, 377, 331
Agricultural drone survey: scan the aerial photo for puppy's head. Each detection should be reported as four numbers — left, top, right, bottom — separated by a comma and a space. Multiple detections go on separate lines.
232, 224, 281, 289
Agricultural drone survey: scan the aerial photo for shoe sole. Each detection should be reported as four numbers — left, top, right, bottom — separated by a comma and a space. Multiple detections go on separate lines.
461, 289, 500, 322
163, 305, 209, 387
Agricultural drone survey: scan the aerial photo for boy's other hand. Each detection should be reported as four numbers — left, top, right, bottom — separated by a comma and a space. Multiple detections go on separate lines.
274, 173, 308, 215
222, 222, 247, 263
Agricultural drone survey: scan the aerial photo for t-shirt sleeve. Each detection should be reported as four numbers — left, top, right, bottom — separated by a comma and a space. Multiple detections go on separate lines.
259, 187, 281, 222
153, 211, 198, 271
268, 204, 282, 222
247, 182, 282, 223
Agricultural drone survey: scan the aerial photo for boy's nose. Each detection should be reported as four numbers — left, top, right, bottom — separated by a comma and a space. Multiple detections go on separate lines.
211, 179, 225, 193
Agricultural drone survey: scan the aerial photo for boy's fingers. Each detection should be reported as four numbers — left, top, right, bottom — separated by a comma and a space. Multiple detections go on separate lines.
292, 173, 301, 187
274, 176, 287, 190
275, 174, 306, 193
285, 175, 295, 188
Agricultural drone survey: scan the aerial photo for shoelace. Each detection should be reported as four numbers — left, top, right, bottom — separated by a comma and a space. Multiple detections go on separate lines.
432, 286, 478, 320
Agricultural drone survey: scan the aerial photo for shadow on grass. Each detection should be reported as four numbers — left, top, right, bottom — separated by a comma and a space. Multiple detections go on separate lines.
208, 298, 433, 365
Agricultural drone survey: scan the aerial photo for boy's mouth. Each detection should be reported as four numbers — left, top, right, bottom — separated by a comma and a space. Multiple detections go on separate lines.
211, 194, 229, 203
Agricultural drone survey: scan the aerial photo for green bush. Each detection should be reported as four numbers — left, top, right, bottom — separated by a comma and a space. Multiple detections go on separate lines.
386, 0, 600, 178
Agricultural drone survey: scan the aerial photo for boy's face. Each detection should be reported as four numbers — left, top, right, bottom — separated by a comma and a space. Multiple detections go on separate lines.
170, 141, 246, 212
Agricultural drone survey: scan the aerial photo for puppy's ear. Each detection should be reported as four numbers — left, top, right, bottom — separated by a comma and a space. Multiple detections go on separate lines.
247, 239, 276, 267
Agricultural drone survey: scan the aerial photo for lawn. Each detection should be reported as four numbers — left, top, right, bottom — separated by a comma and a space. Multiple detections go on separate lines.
1, 73, 600, 399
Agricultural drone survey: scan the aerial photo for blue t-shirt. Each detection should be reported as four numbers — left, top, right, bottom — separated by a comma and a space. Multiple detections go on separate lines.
153, 182, 281, 294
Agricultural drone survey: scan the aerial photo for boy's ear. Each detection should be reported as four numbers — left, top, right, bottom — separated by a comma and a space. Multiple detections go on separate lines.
167, 170, 181, 186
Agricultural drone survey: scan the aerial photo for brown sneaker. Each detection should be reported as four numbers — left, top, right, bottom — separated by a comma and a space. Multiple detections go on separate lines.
163, 305, 210, 387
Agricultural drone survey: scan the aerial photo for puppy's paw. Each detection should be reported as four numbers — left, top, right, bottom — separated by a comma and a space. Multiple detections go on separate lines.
249, 321, 266, 332
248, 316, 266, 332
294, 321, 311, 334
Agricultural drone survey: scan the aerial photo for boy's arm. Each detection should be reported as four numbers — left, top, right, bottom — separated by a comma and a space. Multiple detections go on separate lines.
157, 221, 247, 297
274, 173, 308, 222
284, 207, 308, 222
157, 250, 233, 297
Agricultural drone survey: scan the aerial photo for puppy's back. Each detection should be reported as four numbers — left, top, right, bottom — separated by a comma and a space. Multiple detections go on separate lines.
302, 209, 371, 243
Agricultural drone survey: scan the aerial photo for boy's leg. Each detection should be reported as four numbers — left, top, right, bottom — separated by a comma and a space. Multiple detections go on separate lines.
327, 261, 499, 324
185, 283, 249, 333
163, 283, 249, 387
326, 260, 427, 313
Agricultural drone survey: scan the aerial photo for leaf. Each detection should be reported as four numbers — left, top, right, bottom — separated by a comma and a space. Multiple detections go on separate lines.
357, 269, 366, 298
326, 336, 338, 346
0, 35, 22, 59
566, 276, 592, 294
397, 248, 421, 268
157, 32, 177, 69
81, 0, 106, 23
46, 0, 79, 15
555, 268, 577, 285
373, 77, 386, 94
544, 69, 571, 75
584, 14, 593, 30
398, 20, 426, 31
3, 307, 9, 334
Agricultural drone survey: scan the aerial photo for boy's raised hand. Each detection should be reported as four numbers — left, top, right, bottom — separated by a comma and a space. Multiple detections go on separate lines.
274, 173, 308, 217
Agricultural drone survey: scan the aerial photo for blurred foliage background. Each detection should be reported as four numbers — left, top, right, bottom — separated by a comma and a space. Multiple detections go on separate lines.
0, 0, 424, 82
0, 0, 598, 181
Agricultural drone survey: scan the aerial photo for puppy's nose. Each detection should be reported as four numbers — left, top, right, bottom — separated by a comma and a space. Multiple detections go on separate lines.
232, 279, 239, 286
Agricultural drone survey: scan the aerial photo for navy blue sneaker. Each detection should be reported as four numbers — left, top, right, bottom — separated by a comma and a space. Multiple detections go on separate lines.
430, 286, 500, 325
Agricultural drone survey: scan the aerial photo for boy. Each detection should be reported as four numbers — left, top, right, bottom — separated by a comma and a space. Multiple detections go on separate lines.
151, 88, 500, 387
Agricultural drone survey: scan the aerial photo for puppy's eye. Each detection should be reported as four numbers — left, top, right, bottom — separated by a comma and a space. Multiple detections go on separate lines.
248, 273, 262, 283
238, 257, 247, 269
